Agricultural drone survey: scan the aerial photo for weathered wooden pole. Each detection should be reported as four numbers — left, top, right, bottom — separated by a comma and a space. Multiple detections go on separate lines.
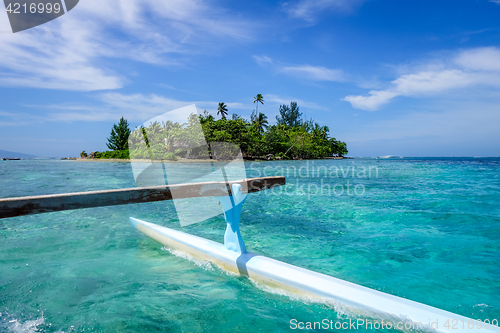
0, 176, 285, 219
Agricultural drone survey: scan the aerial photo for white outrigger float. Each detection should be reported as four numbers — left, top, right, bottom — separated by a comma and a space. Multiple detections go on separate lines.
129, 182, 496, 333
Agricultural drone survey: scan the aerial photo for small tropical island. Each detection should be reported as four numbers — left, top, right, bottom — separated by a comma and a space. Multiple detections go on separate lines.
80, 96, 348, 161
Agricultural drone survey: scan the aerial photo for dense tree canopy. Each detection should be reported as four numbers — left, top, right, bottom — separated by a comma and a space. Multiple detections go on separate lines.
126, 100, 347, 160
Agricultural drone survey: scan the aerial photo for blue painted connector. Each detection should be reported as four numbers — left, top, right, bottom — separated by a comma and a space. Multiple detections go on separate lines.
218, 184, 247, 253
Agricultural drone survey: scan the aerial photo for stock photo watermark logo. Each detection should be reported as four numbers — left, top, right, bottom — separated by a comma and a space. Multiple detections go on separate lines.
249, 161, 380, 198
290, 318, 500, 331
3, 0, 79, 33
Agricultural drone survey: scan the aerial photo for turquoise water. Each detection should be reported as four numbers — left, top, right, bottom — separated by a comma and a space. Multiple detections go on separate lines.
1, 158, 499, 332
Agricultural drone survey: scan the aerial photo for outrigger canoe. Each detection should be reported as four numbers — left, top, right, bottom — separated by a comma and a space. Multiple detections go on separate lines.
130, 182, 496, 333
1, 176, 495, 332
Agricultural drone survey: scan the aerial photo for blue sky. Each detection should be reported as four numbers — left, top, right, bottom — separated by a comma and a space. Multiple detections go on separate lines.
1, 0, 500, 157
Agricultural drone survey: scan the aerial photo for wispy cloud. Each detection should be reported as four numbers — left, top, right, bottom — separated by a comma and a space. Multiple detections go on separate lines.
281, 65, 344, 81
282, 0, 368, 22
254, 56, 344, 82
266, 94, 328, 110
0, 0, 255, 91
343, 47, 500, 110
454, 47, 500, 71
489, 0, 500, 4
25, 93, 249, 122
341, 101, 500, 156
0, 111, 40, 126
22, 92, 325, 123
253, 55, 274, 66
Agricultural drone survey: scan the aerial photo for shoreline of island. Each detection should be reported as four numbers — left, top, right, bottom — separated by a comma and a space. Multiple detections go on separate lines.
71, 156, 349, 163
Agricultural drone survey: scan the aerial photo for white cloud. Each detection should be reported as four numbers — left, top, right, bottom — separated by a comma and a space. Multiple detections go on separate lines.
0, 110, 39, 126
283, 0, 367, 22
0, 121, 24, 126
394, 70, 477, 95
225, 102, 246, 110
253, 55, 274, 66
24, 93, 249, 122
20, 92, 323, 123
100, 93, 191, 120
265, 94, 328, 110
341, 101, 500, 156
0, 0, 255, 91
454, 47, 500, 71
253, 56, 344, 83
342, 90, 398, 111
489, 0, 500, 4
44, 94, 192, 122
281, 65, 344, 81
0, 22, 124, 90
343, 47, 500, 110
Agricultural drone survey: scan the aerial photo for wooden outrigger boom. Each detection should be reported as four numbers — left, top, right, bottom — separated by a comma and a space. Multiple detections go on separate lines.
0, 176, 285, 219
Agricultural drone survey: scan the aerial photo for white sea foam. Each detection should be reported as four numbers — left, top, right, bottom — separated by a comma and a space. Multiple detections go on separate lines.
161, 246, 215, 271
5, 315, 45, 333
160, 246, 242, 277
248, 277, 355, 316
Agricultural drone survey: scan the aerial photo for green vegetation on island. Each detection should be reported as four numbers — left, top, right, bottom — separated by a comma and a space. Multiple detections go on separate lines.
80, 117, 132, 159
82, 97, 347, 161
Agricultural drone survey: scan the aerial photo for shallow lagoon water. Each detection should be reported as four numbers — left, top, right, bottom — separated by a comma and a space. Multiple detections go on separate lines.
1, 158, 499, 332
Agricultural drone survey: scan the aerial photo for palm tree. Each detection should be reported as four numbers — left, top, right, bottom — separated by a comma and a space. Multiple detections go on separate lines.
217, 102, 228, 119
162, 120, 174, 132
253, 94, 264, 113
255, 112, 268, 134
320, 125, 329, 140
148, 121, 162, 135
